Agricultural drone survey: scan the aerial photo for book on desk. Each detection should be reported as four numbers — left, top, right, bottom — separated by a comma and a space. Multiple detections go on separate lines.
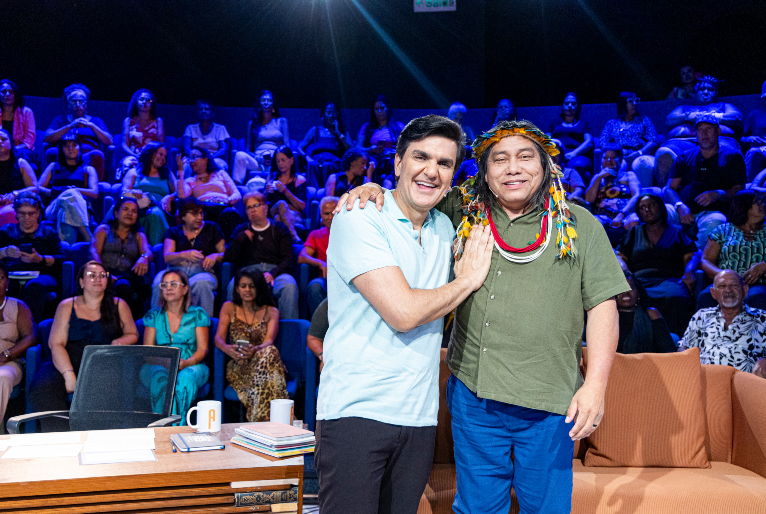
170, 432, 225, 452
231, 422, 315, 458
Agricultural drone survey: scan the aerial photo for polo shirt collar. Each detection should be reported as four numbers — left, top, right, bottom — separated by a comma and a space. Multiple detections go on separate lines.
383, 189, 436, 229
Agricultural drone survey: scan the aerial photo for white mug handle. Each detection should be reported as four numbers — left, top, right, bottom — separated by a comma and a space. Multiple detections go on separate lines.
187, 406, 198, 428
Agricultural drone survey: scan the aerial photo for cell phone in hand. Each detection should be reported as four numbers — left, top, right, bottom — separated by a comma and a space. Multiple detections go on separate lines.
236, 340, 251, 349
19, 244, 33, 254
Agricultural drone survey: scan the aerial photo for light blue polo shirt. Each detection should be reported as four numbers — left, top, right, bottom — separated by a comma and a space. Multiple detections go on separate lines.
317, 190, 455, 427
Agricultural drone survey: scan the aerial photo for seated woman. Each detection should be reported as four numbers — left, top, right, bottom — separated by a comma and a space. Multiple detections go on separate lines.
265, 146, 306, 243
152, 198, 225, 317
355, 95, 405, 181
585, 146, 642, 244
325, 148, 375, 197
699, 189, 766, 310
89, 198, 153, 320
598, 92, 658, 187
656, 75, 743, 185
142, 269, 209, 425
121, 89, 164, 158
298, 101, 352, 170
549, 92, 594, 182
614, 270, 677, 354
616, 193, 699, 336
28, 260, 138, 432
121, 142, 177, 245
0, 261, 36, 433
44, 83, 113, 181
39, 134, 98, 243
232, 91, 289, 184
215, 268, 287, 422
0, 192, 64, 323
182, 100, 230, 172
0, 128, 38, 225
0, 79, 37, 168
176, 146, 242, 239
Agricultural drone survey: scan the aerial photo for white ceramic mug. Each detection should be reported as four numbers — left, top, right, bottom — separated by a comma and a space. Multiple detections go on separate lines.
270, 399, 294, 426
187, 400, 222, 432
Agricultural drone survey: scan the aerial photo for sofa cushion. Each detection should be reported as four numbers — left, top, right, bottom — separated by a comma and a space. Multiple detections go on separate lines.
701, 364, 735, 463
584, 348, 710, 468
731, 370, 766, 479
572, 460, 766, 513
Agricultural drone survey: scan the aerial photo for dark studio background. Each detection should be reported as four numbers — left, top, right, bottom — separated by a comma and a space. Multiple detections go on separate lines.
2, 0, 765, 110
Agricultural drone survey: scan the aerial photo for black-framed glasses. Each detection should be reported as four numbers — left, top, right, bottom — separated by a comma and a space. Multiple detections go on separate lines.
160, 281, 183, 290
246, 203, 265, 210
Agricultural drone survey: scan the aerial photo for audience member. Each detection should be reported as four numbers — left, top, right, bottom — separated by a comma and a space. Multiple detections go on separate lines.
90, 197, 153, 320
306, 297, 327, 373
298, 101, 352, 168
585, 146, 641, 243
679, 270, 766, 378
598, 92, 658, 186
115, 154, 138, 183
666, 65, 697, 102
298, 196, 338, 316
121, 89, 164, 158
355, 94, 405, 179
742, 81, 766, 181
142, 269, 210, 424
215, 268, 286, 422
550, 150, 586, 204
265, 146, 306, 243
549, 92, 593, 181
699, 190, 766, 310
44, 84, 112, 181
491, 98, 516, 126
39, 134, 98, 243
232, 91, 289, 183
324, 148, 375, 197
0, 79, 37, 168
616, 193, 698, 335
182, 100, 230, 171
28, 261, 138, 432
0, 129, 38, 225
121, 142, 177, 245
663, 115, 746, 249
0, 192, 63, 323
0, 261, 36, 432
176, 146, 242, 239
657, 75, 743, 185
224, 192, 298, 320
613, 270, 677, 354
152, 198, 225, 317
447, 102, 475, 144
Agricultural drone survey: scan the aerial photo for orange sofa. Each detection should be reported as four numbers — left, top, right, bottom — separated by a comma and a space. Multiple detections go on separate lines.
418, 349, 766, 514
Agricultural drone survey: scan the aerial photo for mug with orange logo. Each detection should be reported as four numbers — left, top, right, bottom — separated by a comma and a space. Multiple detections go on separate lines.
187, 400, 222, 432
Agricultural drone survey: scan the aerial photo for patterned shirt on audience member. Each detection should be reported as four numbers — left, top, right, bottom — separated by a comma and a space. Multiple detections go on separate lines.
681, 305, 766, 373
709, 223, 766, 285
599, 116, 658, 152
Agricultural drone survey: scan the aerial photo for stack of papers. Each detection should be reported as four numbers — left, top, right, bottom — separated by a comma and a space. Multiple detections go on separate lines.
2, 432, 83, 459
232, 422, 315, 458
79, 428, 157, 465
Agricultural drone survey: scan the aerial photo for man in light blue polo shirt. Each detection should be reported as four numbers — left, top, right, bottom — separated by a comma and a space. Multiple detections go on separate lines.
315, 115, 494, 514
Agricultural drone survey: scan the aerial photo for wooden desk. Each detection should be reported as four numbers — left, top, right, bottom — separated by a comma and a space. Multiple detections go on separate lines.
0, 423, 303, 513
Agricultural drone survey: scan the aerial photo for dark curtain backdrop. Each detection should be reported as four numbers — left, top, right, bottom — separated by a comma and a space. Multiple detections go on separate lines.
2, 0, 764, 110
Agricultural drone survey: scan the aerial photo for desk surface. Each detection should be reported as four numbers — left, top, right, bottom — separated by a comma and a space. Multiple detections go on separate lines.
0, 423, 304, 512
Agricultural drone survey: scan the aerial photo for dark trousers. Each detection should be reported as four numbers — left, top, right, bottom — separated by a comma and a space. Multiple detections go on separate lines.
8, 274, 57, 324
28, 361, 70, 432
315, 417, 436, 514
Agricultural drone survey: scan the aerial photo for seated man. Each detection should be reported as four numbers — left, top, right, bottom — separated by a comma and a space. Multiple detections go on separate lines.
307, 297, 327, 372
223, 192, 298, 320
0, 192, 63, 322
666, 65, 697, 102
679, 270, 766, 378
298, 196, 338, 316
447, 102, 476, 145
663, 115, 746, 249
743, 81, 766, 181
182, 100, 230, 171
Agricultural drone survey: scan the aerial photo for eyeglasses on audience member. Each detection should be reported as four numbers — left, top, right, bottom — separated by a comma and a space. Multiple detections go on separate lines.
86, 271, 109, 280
160, 281, 183, 290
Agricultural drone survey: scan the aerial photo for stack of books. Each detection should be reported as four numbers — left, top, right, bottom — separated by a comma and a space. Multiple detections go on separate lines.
232, 422, 315, 458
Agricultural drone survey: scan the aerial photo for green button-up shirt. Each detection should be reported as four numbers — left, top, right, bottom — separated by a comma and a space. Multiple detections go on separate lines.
438, 188, 629, 415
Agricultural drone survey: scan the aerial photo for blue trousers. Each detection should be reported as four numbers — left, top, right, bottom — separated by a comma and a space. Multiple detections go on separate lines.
447, 375, 574, 514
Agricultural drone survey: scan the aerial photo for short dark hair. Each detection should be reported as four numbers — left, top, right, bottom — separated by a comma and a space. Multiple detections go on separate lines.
395, 115, 465, 171
63, 83, 91, 101
341, 148, 368, 172
190, 145, 219, 175
110, 197, 141, 233
13, 191, 42, 212
0, 79, 24, 109
637, 193, 668, 225
127, 88, 157, 118
178, 197, 204, 218
603, 144, 624, 160
729, 189, 763, 227
233, 269, 276, 308
138, 141, 170, 180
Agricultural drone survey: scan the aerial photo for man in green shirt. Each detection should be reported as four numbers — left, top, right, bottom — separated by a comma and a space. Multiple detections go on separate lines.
340, 119, 629, 513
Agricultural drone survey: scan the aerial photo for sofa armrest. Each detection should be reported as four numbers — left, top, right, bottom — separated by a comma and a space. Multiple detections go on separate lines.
731, 370, 766, 479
